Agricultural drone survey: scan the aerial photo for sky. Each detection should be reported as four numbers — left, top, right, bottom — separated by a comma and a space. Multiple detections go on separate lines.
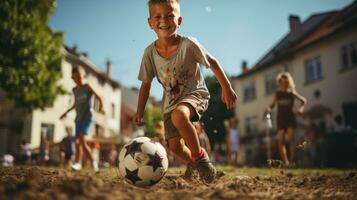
49, 0, 353, 99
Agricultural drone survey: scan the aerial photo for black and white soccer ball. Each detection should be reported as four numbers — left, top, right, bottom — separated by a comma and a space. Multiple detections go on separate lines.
118, 137, 168, 187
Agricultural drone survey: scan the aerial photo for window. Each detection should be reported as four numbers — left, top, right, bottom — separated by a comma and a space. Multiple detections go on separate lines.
242, 80, 256, 102
41, 123, 55, 142
95, 124, 104, 137
305, 56, 322, 83
342, 101, 357, 130
265, 71, 279, 95
93, 97, 101, 112
341, 41, 357, 70
111, 103, 115, 118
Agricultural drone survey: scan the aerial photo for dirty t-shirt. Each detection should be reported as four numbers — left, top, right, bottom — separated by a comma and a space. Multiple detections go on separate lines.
138, 35, 213, 114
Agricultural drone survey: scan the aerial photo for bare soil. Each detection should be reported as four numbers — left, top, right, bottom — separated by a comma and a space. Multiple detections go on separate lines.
0, 166, 356, 200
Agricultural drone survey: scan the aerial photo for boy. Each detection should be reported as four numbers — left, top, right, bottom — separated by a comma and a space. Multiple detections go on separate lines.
134, 0, 237, 183
60, 67, 104, 172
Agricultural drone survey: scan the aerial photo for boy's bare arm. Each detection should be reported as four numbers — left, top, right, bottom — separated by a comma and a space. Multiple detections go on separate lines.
134, 82, 152, 126
87, 84, 105, 113
60, 103, 75, 119
208, 57, 237, 109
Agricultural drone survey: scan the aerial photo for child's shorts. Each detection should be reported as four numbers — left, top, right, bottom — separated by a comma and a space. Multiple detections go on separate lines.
164, 97, 208, 140
75, 120, 91, 138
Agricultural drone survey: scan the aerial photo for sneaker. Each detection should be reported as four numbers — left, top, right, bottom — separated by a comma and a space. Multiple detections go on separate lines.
182, 163, 198, 181
195, 151, 217, 184
92, 161, 99, 172
71, 163, 82, 171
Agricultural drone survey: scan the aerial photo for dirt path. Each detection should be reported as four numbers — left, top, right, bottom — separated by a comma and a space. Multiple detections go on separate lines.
0, 166, 356, 200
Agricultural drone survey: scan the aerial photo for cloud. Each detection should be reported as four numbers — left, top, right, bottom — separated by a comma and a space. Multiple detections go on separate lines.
205, 6, 212, 13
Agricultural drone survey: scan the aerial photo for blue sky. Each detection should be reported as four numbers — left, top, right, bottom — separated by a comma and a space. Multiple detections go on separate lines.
50, 0, 353, 99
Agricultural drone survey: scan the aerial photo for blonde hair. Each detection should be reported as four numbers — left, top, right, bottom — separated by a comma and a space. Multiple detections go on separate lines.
276, 72, 296, 93
147, 0, 180, 15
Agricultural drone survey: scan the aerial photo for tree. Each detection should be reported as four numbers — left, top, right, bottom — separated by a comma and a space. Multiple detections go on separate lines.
201, 76, 235, 147
143, 107, 164, 138
0, 0, 64, 110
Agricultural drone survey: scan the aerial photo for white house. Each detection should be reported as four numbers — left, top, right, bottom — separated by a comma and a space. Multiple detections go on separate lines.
0, 46, 122, 156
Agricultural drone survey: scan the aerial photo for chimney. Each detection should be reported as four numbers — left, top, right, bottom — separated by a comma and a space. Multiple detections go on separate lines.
241, 60, 248, 73
289, 15, 301, 42
106, 59, 112, 78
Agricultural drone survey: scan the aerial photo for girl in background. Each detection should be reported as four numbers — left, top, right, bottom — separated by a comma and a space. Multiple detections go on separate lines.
267, 72, 307, 166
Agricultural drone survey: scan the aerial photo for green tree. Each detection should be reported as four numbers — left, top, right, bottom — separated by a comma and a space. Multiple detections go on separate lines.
143, 107, 163, 138
0, 0, 64, 110
201, 76, 235, 147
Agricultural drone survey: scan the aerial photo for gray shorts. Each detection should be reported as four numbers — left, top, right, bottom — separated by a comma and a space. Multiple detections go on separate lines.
164, 98, 208, 140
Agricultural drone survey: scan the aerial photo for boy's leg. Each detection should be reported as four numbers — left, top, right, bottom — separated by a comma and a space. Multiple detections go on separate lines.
80, 133, 99, 172
167, 137, 192, 164
72, 138, 83, 171
79, 134, 94, 162
171, 103, 216, 183
171, 103, 201, 160
74, 139, 81, 163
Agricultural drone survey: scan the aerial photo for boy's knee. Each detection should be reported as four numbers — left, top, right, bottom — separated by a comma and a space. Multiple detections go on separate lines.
171, 107, 189, 127
78, 134, 86, 143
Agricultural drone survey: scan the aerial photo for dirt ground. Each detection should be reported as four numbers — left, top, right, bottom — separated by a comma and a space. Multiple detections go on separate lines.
0, 166, 356, 200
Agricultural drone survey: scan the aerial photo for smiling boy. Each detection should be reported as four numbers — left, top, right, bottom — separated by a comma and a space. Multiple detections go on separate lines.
134, 0, 237, 183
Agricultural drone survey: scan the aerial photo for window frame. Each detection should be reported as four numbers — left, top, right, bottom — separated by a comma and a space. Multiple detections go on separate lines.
264, 71, 279, 96
305, 56, 323, 84
340, 40, 357, 72
242, 80, 256, 102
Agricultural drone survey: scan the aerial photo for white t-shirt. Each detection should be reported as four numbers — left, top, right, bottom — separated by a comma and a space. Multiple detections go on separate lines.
138, 35, 213, 114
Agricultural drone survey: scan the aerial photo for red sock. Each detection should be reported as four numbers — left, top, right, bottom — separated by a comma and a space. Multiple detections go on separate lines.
192, 148, 205, 163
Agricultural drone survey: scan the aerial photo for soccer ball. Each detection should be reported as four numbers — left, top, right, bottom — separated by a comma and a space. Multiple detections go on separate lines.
118, 137, 169, 187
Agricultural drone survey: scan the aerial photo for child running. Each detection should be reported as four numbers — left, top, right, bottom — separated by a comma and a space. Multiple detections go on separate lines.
134, 0, 237, 183
60, 67, 104, 172
266, 72, 307, 167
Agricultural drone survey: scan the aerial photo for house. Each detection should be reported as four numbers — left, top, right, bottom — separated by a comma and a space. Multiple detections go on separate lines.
0, 45, 122, 156
121, 86, 160, 140
232, 2, 357, 164
121, 87, 142, 139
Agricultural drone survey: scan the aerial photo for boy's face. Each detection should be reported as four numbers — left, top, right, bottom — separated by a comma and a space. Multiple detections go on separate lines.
148, 3, 182, 39
71, 72, 82, 85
